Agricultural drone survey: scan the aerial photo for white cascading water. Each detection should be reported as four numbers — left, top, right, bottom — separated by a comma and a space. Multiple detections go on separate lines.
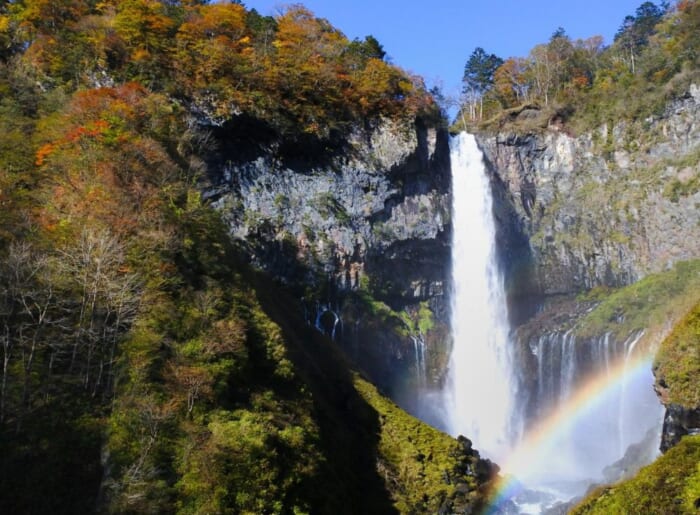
443, 133, 663, 512
520, 330, 663, 503
445, 132, 515, 460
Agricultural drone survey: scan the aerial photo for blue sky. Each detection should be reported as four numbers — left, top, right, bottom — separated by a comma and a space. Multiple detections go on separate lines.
242, 0, 649, 97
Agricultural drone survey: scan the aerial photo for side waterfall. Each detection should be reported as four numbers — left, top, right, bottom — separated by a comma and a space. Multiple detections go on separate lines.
445, 132, 515, 460
519, 329, 663, 492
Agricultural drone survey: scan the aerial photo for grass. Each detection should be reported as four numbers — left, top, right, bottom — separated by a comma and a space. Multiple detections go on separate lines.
572, 435, 700, 514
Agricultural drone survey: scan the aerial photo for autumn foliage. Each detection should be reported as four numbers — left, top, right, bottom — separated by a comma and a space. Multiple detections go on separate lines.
0, 2, 443, 512
457, 1, 700, 132
7, 1, 436, 138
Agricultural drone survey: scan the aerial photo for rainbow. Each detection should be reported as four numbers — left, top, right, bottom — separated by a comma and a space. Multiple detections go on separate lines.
483, 349, 655, 513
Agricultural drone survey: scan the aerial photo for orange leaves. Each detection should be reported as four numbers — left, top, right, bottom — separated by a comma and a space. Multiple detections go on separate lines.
571, 74, 590, 90
69, 83, 146, 122
493, 57, 528, 107
65, 119, 110, 142
35, 143, 55, 166
350, 58, 411, 117
170, 3, 434, 136
179, 2, 246, 43
174, 2, 252, 113
13, 0, 433, 142
33, 84, 177, 243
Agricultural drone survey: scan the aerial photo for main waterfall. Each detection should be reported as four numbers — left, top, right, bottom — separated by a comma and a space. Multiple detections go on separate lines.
445, 133, 516, 459
442, 133, 664, 512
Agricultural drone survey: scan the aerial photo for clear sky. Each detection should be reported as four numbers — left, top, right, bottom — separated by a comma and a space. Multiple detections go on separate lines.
241, 0, 649, 97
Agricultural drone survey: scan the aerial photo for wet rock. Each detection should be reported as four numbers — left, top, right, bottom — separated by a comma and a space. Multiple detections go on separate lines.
603, 426, 662, 482
661, 404, 700, 452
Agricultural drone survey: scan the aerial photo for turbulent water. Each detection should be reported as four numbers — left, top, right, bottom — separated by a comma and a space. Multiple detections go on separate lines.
443, 132, 664, 513
445, 132, 515, 460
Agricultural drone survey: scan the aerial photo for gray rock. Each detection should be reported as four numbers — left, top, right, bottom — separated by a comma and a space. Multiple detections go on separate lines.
661, 404, 700, 452
205, 116, 451, 308
477, 84, 700, 295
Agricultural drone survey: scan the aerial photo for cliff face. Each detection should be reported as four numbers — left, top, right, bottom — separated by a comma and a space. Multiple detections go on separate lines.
477, 84, 700, 296
202, 116, 452, 393
477, 86, 700, 459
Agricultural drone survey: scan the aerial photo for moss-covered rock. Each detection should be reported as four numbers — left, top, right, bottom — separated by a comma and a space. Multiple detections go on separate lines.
572, 435, 700, 514
655, 301, 700, 409
575, 259, 700, 341
354, 377, 495, 514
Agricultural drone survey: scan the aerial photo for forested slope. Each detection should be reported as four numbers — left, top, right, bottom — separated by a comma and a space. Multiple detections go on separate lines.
455, 1, 700, 134
0, 2, 495, 513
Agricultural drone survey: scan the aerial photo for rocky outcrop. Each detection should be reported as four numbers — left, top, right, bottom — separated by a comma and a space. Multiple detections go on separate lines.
654, 299, 700, 453
204, 116, 450, 303
477, 84, 700, 296
660, 404, 700, 452
200, 115, 451, 394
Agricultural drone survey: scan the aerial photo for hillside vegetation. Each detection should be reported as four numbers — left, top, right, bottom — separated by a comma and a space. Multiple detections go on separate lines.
454, 0, 700, 133
572, 434, 700, 514
655, 300, 700, 408
0, 1, 470, 513
575, 260, 700, 341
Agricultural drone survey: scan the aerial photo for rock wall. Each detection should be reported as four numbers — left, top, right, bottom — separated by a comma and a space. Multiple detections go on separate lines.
201, 115, 452, 393
477, 84, 700, 296
478, 86, 700, 458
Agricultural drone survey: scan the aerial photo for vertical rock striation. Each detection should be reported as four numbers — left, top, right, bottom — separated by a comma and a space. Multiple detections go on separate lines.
201, 115, 452, 394
477, 85, 700, 297
476, 86, 700, 461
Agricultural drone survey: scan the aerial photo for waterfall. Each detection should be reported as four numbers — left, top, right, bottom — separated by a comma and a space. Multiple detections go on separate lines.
412, 334, 427, 388
313, 303, 341, 340
445, 133, 515, 459
518, 328, 663, 498
443, 132, 663, 511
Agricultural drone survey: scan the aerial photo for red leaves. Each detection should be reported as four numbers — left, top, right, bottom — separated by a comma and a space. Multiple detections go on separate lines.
33, 84, 176, 243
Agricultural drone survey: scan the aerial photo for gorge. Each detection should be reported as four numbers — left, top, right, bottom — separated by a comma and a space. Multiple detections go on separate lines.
0, 2, 698, 513
203, 91, 699, 511
442, 133, 665, 513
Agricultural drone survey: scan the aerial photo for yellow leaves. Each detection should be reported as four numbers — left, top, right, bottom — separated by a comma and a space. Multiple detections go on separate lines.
0, 15, 10, 33
178, 2, 246, 44
131, 47, 150, 62
95, 2, 113, 14
201, 2, 246, 37
114, 0, 175, 55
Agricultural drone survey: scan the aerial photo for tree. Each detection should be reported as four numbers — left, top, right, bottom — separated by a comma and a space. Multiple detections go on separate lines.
493, 57, 528, 107
174, 2, 252, 112
346, 34, 386, 68
462, 47, 503, 119
614, 1, 669, 73
113, 0, 177, 82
